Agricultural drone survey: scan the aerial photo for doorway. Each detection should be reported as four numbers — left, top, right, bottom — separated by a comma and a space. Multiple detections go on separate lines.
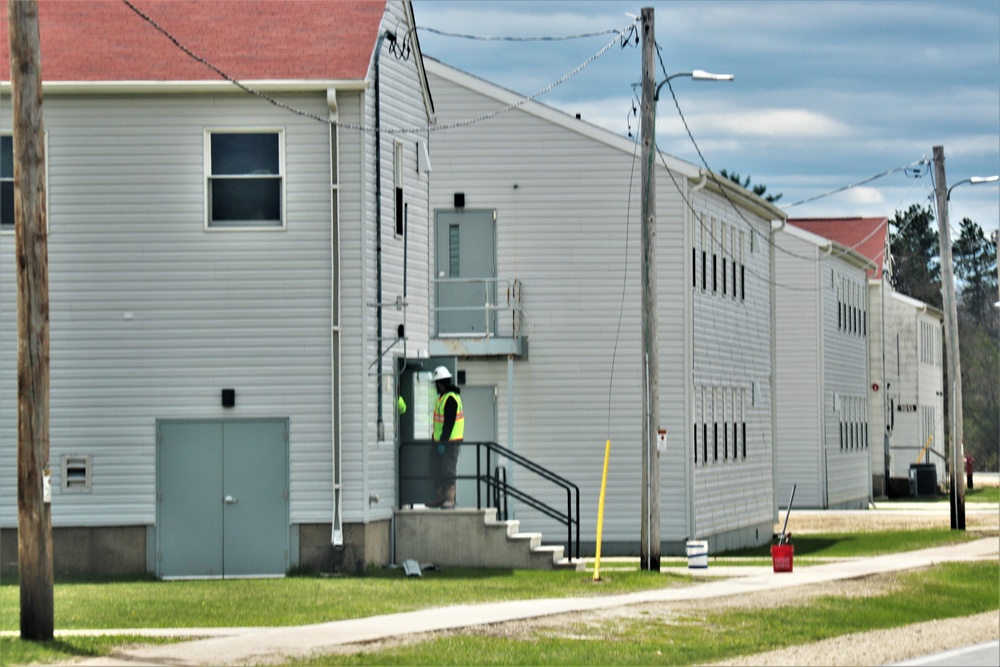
435, 209, 496, 336
156, 419, 289, 578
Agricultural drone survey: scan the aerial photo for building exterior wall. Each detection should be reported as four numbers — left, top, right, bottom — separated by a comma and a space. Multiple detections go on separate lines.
1, 92, 334, 533
885, 293, 945, 484
774, 228, 870, 509
425, 61, 776, 555
0, 1, 434, 574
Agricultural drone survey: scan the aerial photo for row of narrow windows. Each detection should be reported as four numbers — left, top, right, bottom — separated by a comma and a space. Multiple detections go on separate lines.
836, 274, 866, 337
694, 384, 748, 465
693, 216, 747, 302
838, 394, 869, 451
919, 320, 940, 366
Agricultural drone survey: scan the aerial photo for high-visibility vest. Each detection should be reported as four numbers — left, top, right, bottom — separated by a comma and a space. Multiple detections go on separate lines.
433, 391, 464, 441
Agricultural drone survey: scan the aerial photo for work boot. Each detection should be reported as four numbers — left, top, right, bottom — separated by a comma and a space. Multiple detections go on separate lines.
440, 485, 456, 510
426, 486, 445, 508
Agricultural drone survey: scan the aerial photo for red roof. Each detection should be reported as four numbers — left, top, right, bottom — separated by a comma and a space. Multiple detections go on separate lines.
787, 217, 889, 280
1, 1, 386, 83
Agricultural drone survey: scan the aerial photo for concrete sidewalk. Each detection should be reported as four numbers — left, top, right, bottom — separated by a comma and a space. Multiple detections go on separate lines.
62, 536, 998, 667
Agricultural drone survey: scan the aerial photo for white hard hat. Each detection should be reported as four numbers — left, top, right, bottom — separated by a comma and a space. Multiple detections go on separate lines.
431, 366, 452, 382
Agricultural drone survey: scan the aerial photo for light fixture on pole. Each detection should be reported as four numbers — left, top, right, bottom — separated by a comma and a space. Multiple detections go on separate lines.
639, 6, 732, 571
932, 144, 997, 532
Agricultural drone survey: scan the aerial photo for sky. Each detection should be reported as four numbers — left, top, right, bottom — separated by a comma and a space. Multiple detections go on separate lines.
411, 0, 1000, 238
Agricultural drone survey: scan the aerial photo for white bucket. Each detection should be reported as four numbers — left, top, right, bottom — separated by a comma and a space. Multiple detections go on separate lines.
686, 540, 708, 569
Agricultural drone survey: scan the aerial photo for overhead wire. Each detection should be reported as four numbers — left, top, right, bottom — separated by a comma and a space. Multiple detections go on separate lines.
122, 0, 636, 136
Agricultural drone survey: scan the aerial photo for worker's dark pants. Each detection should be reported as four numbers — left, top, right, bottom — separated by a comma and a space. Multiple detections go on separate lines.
429, 441, 461, 488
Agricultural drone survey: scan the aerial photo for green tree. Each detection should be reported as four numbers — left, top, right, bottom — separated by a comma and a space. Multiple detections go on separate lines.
889, 204, 941, 309
953, 217, 999, 472
719, 169, 783, 203
953, 217, 998, 331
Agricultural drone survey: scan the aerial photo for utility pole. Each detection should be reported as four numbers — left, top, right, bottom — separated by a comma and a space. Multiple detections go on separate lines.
8, 0, 54, 640
639, 6, 661, 571
931, 145, 965, 531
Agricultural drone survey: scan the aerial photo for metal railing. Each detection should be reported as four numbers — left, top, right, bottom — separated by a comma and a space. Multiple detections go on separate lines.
398, 439, 580, 560
432, 277, 523, 340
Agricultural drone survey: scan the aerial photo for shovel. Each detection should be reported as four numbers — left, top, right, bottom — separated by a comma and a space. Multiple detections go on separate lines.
777, 484, 796, 546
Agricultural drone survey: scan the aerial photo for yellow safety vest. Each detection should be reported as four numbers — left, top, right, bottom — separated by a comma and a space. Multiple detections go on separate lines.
433, 391, 465, 441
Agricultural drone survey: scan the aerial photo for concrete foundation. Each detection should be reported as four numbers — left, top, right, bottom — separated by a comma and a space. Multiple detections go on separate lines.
1, 526, 148, 579
297, 521, 391, 575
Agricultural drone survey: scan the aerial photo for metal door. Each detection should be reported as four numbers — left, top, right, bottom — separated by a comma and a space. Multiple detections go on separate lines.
157, 419, 288, 578
222, 420, 289, 576
455, 386, 498, 507
435, 209, 496, 335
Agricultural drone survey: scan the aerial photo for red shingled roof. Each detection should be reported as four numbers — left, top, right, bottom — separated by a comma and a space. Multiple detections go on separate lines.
1, 0, 386, 83
787, 217, 890, 280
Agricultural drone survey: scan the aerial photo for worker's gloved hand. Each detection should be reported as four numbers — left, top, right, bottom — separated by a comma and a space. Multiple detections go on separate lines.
437, 444, 445, 455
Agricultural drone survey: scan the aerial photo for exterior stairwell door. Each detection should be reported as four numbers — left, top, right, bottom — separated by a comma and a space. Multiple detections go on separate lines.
435, 209, 496, 336
157, 419, 289, 578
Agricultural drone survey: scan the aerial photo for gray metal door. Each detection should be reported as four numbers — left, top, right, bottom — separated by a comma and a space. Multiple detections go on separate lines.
435, 209, 496, 335
157, 419, 288, 578
455, 386, 497, 507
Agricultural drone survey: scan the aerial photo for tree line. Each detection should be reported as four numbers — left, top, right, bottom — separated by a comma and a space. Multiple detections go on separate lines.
890, 204, 998, 472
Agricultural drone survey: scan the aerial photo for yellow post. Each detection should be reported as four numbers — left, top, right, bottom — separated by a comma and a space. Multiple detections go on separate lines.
593, 439, 612, 581
915, 435, 933, 464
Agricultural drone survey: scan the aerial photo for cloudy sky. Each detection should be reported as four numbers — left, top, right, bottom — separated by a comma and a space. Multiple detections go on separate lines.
412, 0, 999, 236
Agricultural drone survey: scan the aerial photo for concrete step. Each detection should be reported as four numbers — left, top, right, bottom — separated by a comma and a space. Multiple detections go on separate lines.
395, 508, 576, 570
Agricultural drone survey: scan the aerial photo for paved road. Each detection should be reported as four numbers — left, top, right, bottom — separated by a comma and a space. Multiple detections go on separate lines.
893, 640, 1000, 666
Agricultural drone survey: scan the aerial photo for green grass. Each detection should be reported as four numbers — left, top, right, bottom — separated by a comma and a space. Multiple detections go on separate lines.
0, 568, 686, 632
0, 636, 177, 667
289, 560, 999, 666
721, 527, 980, 558
966, 485, 1000, 503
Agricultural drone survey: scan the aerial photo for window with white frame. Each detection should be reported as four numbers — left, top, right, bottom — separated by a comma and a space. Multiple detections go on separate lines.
206, 130, 284, 229
1, 135, 13, 231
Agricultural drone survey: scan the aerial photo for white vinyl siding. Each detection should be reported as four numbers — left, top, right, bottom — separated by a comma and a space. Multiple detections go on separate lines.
426, 61, 776, 552
774, 227, 870, 509
338, 1, 433, 524
1, 93, 334, 528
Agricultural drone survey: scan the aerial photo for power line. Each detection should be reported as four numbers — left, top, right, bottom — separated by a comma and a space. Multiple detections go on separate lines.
780, 159, 930, 209
417, 24, 636, 42
122, 0, 632, 135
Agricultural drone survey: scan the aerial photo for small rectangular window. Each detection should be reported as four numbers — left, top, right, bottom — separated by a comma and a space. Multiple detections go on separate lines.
1, 135, 13, 230
206, 130, 284, 229
394, 141, 404, 237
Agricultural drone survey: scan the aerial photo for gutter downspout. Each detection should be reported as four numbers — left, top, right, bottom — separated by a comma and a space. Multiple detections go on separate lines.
819, 243, 833, 508
328, 89, 344, 547
768, 218, 785, 524
685, 172, 708, 540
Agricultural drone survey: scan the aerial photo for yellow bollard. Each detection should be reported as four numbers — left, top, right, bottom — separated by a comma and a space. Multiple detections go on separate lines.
593, 439, 612, 581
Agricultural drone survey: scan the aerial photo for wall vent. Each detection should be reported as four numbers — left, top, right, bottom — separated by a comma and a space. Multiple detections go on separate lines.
61, 454, 93, 493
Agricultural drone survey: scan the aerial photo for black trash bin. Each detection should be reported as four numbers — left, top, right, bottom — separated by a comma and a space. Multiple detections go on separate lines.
908, 463, 937, 497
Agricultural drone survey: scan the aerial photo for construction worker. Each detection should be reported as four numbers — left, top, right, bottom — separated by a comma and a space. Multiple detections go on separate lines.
426, 366, 463, 509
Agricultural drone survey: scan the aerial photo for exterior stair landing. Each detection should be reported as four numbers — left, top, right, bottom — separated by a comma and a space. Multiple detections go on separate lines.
394, 508, 580, 571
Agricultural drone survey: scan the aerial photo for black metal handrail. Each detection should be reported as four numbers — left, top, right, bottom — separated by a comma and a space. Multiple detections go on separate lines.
398, 440, 580, 560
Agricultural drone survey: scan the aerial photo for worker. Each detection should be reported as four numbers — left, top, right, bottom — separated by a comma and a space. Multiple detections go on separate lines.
426, 366, 463, 509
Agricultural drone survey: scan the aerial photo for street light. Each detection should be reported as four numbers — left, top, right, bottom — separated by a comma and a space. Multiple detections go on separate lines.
638, 6, 733, 571
947, 174, 999, 199
655, 70, 734, 100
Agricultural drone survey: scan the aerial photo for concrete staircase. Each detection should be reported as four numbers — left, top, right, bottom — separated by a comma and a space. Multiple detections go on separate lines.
394, 508, 580, 571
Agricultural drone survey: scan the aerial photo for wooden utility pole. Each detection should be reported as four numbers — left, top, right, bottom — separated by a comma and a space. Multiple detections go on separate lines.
8, 0, 54, 640
931, 145, 965, 531
639, 6, 661, 571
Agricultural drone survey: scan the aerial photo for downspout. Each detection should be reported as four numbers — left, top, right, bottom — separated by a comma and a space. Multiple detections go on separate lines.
819, 243, 833, 507
328, 89, 344, 547
768, 218, 785, 523
685, 172, 708, 540
374, 32, 388, 445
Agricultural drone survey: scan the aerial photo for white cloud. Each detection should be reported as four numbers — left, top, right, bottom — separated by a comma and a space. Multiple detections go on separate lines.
658, 108, 850, 139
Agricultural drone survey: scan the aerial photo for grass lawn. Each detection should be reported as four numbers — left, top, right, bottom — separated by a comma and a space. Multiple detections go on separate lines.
0, 528, 993, 666
720, 527, 981, 558
287, 561, 999, 666
966, 485, 1000, 503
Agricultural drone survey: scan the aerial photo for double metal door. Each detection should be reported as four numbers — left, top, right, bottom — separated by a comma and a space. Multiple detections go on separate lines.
157, 419, 288, 578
